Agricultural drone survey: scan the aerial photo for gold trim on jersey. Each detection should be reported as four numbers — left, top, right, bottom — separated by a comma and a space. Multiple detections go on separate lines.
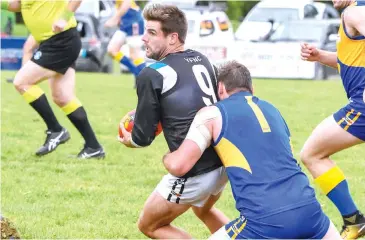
337, 16, 365, 67
245, 96, 271, 133
214, 137, 252, 174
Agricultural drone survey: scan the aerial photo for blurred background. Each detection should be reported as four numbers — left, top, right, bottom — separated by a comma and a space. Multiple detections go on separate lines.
1, 0, 341, 80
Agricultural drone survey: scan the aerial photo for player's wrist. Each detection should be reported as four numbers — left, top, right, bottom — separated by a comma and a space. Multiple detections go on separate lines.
61, 9, 74, 21
1, 0, 9, 10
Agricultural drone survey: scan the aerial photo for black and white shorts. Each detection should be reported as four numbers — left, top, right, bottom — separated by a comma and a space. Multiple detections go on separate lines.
31, 27, 81, 74
155, 166, 228, 207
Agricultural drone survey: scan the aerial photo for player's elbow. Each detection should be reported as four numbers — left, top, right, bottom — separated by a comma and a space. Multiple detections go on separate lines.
168, 164, 188, 177
131, 135, 153, 148
165, 159, 188, 177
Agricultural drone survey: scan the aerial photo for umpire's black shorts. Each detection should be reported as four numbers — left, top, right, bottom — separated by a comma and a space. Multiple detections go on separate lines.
31, 27, 81, 75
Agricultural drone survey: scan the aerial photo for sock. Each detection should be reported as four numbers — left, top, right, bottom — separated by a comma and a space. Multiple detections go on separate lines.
343, 211, 360, 225
133, 57, 146, 76
114, 52, 137, 75
314, 165, 358, 217
62, 98, 100, 149
22, 85, 62, 132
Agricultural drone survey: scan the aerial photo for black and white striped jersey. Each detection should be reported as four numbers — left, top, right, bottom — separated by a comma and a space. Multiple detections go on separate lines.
131, 49, 222, 178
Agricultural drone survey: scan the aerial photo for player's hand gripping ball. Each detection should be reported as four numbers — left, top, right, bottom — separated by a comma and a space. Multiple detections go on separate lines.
119, 109, 163, 138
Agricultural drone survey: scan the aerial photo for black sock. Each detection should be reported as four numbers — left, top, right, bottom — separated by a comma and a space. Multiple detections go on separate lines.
67, 107, 100, 149
30, 94, 62, 132
343, 211, 361, 224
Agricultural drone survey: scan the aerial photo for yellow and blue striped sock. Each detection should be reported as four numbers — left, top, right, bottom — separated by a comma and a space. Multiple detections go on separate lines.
114, 52, 137, 75
315, 166, 358, 216
133, 57, 146, 76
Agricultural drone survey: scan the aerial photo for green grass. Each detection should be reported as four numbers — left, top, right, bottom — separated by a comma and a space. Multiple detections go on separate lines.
12, 24, 29, 37
1, 71, 364, 238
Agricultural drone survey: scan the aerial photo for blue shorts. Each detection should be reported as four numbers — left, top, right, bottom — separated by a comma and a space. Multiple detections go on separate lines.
333, 100, 365, 141
120, 19, 144, 37
225, 201, 330, 239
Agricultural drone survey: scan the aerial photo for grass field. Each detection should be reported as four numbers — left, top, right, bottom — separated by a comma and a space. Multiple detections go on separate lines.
1, 71, 364, 239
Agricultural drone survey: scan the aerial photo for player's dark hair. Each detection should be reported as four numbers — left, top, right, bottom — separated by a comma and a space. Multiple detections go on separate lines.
143, 3, 187, 43
218, 61, 253, 94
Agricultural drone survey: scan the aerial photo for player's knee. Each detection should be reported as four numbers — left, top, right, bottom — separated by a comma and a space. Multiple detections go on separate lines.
13, 75, 25, 92
137, 217, 154, 237
193, 207, 209, 221
51, 94, 70, 107
299, 147, 314, 167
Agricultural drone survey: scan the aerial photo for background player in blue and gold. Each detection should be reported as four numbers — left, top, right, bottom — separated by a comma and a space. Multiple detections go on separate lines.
104, 0, 146, 86
300, 0, 365, 238
1, 0, 105, 159
163, 60, 341, 239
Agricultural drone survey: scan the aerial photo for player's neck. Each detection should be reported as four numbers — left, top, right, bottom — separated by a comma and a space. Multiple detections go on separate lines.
228, 88, 252, 97
159, 44, 185, 60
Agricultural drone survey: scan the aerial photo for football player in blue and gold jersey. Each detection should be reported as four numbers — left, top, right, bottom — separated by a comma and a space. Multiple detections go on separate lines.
104, 0, 146, 86
162, 60, 341, 239
300, 0, 365, 238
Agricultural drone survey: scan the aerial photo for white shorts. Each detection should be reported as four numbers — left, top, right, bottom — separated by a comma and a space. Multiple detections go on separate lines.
155, 166, 228, 207
113, 30, 143, 48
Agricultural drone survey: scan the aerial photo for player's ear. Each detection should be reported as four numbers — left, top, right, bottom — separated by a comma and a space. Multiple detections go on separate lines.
218, 82, 225, 100
169, 32, 179, 45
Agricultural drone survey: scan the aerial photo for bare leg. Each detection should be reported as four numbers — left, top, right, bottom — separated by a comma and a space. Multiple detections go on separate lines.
137, 191, 192, 239
192, 192, 230, 234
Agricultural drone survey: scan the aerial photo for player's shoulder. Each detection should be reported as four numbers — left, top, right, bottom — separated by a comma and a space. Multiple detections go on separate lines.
144, 61, 178, 78
196, 106, 221, 121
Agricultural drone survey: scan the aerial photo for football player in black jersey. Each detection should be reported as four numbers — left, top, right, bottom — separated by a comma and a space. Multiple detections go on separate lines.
119, 3, 229, 239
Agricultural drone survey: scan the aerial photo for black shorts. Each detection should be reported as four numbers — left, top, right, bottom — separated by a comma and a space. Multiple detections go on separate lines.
31, 27, 81, 74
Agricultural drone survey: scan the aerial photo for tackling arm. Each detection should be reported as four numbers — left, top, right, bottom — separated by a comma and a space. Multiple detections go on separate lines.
162, 106, 221, 177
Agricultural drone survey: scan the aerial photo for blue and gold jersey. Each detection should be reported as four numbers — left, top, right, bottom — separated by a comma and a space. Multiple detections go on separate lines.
115, 0, 143, 27
337, 0, 365, 102
213, 91, 316, 219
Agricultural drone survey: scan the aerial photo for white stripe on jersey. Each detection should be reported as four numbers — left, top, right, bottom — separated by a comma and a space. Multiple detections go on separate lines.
155, 65, 178, 94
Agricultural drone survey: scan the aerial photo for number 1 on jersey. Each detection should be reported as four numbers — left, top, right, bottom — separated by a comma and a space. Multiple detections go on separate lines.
245, 96, 271, 133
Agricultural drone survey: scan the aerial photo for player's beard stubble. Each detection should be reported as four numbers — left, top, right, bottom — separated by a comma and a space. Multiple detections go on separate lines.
147, 48, 165, 61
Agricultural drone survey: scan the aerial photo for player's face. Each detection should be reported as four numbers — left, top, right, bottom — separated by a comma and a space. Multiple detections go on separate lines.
332, 0, 353, 9
142, 21, 169, 60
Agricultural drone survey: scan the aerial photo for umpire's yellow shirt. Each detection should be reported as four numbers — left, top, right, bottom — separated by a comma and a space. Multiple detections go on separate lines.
21, 0, 77, 43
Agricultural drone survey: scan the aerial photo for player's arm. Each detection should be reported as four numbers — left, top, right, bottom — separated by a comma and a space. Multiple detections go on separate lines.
127, 68, 163, 148
316, 50, 337, 69
346, 7, 365, 37
300, 43, 337, 69
163, 106, 220, 177
1, 0, 21, 12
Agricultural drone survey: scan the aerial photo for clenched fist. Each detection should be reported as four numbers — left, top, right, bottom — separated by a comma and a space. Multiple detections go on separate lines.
300, 43, 320, 62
